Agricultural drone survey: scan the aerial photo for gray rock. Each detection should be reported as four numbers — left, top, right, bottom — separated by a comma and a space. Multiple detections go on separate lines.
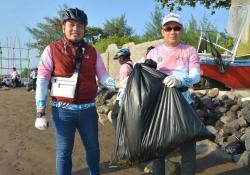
223, 125, 238, 136
245, 130, 250, 151
233, 131, 244, 141
212, 98, 223, 107
201, 96, 213, 109
226, 110, 237, 119
97, 106, 110, 115
242, 101, 250, 108
224, 120, 240, 132
220, 115, 235, 124
208, 88, 219, 98
224, 98, 236, 109
206, 112, 221, 125
230, 104, 240, 112
214, 120, 224, 131
98, 114, 109, 125
106, 100, 114, 111
237, 128, 246, 142
196, 140, 219, 154
234, 95, 242, 105
215, 106, 227, 113
237, 151, 250, 167
196, 109, 208, 119
236, 117, 247, 128
215, 131, 227, 146
241, 106, 250, 123
240, 133, 246, 142
96, 95, 105, 106
206, 125, 218, 135
193, 92, 206, 98
97, 106, 106, 114
226, 135, 238, 143
221, 95, 229, 101
165, 159, 180, 175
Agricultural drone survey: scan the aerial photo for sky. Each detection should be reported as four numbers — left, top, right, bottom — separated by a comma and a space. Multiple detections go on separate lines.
0, 0, 229, 70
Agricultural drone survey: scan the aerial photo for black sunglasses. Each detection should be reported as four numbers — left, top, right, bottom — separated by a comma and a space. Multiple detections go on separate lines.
163, 26, 182, 32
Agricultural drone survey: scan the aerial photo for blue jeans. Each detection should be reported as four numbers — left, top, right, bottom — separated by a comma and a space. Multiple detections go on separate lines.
152, 140, 196, 175
52, 106, 100, 175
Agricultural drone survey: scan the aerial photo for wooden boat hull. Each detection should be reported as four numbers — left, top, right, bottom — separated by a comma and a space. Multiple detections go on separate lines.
200, 60, 250, 89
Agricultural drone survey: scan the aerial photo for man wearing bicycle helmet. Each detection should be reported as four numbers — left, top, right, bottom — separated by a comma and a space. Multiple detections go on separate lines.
35, 8, 123, 175
111, 48, 134, 129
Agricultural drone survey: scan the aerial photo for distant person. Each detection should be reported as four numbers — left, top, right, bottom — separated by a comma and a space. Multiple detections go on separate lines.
1, 76, 12, 87
145, 12, 200, 175
111, 48, 134, 129
29, 67, 38, 91
35, 7, 125, 175
11, 67, 20, 87
146, 46, 155, 55
139, 46, 155, 62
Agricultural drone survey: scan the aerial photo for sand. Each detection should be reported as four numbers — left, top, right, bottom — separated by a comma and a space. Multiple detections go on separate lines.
0, 88, 249, 175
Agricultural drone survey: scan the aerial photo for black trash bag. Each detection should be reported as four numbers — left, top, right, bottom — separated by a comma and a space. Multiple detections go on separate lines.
144, 59, 157, 69
224, 140, 245, 155
112, 63, 215, 165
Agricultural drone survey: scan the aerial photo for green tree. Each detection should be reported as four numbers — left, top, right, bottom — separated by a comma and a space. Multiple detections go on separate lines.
102, 14, 134, 38
27, 6, 104, 55
218, 31, 234, 51
181, 15, 199, 47
94, 35, 142, 53
198, 15, 220, 52
26, 16, 62, 55
20, 68, 31, 78
143, 6, 164, 41
199, 15, 217, 32
84, 26, 104, 44
155, 0, 231, 13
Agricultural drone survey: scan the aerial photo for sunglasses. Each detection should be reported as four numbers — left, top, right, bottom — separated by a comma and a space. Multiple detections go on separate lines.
163, 26, 182, 32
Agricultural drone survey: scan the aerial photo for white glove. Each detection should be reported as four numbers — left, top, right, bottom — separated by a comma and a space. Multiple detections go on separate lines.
35, 116, 49, 130
163, 76, 182, 88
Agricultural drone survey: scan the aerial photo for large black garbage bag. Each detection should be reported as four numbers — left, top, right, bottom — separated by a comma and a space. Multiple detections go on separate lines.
112, 63, 215, 165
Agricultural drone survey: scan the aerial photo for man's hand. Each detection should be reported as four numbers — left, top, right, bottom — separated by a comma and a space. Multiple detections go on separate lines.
163, 76, 182, 88
35, 112, 49, 130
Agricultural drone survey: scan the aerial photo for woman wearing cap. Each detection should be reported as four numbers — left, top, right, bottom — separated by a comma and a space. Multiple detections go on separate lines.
145, 12, 200, 175
35, 7, 124, 175
111, 48, 134, 129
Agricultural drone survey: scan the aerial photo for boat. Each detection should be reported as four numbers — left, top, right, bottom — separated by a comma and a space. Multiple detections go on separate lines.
197, 0, 250, 89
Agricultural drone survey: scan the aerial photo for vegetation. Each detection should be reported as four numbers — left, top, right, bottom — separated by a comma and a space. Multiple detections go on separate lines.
181, 15, 199, 47
93, 15, 140, 52
94, 35, 142, 53
155, 0, 231, 13
27, 4, 232, 55
102, 15, 134, 38
20, 68, 31, 78
26, 16, 62, 55
143, 6, 164, 40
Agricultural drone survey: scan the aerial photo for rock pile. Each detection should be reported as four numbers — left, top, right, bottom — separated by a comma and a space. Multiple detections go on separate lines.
191, 88, 250, 166
96, 87, 117, 125
96, 87, 250, 168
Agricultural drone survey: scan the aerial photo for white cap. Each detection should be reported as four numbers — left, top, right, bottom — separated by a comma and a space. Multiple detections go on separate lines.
162, 13, 182, 26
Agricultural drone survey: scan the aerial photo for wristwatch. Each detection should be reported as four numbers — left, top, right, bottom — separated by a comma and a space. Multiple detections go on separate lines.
36, 112, 45, 118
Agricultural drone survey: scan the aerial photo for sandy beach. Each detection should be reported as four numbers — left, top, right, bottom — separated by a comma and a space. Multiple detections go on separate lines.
0, 88, 249, 175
